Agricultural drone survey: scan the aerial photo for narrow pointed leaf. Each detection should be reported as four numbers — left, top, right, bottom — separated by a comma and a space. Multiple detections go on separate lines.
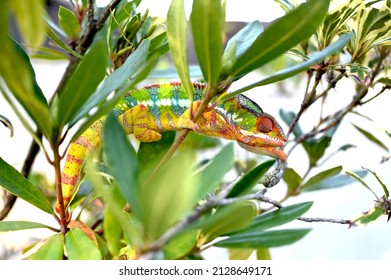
238, 201, 313, 232
167, 0, 193, 100
222, 21, 263, 76
228, 33, 353, 96
0, 221, 53, 231
283, 167, 303, 195
0, 157, 53, 214
190, 0, 223, 85
364, 168, 389, 198
26, 234, 64, 260
10, 0, 46, 49
103, 114, 140, 216
46, 24, 83, 58
346, 170, 379, 199
58, 6, 80, 39
231, 0, 330, 78
200, 202, 257, 242
65, 228, 101, 260
0, 22, 52, 138
303, 169, 368, 192
228, 160, 275, 198
301, 166, 342, 190
214, 228, 311, 248
141, 151, 197, 239
194, 143, 235, 201
352, 124, 389, 151
57, 40, 108, 126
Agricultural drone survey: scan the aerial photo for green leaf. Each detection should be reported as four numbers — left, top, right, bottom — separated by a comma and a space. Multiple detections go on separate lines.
190, 0, 223, 86
353, 207, 385, 225
163, 229, 198, 260
10, 0, 46, 49
346, 170, 379, 199
228, 33, 353, 96
65, 228, 102, 260
364, 168, 389, 198
376, 77, 391, 87
137, 131, 176, 178
222, 21, 263, 76
283, 168, 303, 196
302, 135, 332, 167
31, 46, 69, 60
229, 248, 254, 260
58, 6, 80, 39
46, 23, 83, 58
279, 109, 303, 138
303, 169, 368, 192
352, 124, 389, 151
301, 166, 342, 190
0, 157, 53, 214
0, 30, 52, 138
141, 151, 198, 240
257, 248, 272, 260
0, 221, 52, 231
239, 202, 313, 232
214, 228, 311, 248
103, 207, 123, 256
103, 114, 140, 216
26, 234, 64, 260
231, 0, 330, 78
199, 202, 257, 243
167, 0, 194, 100
57, 40, 108, 127
227, 160, 275, 198
70, 39, 150, 127
84, 159, 144, 248
194, 143, 235, 201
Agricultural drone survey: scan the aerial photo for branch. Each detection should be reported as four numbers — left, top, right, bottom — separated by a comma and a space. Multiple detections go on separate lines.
298, 216, 353, 226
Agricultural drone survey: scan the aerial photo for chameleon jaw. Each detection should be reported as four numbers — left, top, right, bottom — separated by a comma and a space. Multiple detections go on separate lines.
238, 142, 287, 161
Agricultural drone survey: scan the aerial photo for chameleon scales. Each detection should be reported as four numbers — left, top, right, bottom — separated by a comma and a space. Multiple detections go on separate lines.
57, 82, 287, 213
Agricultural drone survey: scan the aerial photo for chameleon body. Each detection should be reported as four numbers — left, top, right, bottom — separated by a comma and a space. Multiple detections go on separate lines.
57, 82, 286, 213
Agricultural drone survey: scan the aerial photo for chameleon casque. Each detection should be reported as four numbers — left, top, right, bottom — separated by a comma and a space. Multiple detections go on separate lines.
57, 82, 287, 213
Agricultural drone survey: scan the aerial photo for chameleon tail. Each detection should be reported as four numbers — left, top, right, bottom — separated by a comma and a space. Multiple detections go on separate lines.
56, 119, 104, 214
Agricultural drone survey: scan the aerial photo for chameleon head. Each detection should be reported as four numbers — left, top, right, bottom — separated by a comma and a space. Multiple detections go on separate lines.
236, 113, 287, 161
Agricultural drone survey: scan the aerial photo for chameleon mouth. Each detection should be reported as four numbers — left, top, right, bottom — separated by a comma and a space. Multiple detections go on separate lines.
238, 142, 287, 161
240, 130, 287, 147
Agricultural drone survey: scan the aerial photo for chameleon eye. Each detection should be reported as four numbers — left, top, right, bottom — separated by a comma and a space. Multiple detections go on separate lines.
258, 117, 274, 133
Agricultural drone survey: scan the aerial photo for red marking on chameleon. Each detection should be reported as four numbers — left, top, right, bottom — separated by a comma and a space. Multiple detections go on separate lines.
62, 174, 79, 186
75, 136, 94, 150
170, 81, 182, 87
65, 154, 84, 165
210, 110, 218, 126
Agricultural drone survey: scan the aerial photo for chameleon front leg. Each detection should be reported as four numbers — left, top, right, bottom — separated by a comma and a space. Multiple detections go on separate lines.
118, 104, 163, 142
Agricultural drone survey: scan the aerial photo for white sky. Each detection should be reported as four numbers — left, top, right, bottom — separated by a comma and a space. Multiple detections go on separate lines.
97, 0, 285, 22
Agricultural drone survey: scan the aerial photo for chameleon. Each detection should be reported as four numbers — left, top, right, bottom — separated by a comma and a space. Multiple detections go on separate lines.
57, 82, 287, 214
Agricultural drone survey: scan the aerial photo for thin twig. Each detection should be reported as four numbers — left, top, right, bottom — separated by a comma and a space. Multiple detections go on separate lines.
298, 216, 353, 225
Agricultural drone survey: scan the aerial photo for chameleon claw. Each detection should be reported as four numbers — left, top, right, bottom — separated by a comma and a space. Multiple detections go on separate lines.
177, 116, 199, 131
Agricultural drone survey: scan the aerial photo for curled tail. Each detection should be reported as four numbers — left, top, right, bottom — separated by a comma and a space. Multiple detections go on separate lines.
56, 120, 104, 214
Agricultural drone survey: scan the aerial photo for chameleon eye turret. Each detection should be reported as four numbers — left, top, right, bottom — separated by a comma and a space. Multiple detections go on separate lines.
257, 116, 274, 133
